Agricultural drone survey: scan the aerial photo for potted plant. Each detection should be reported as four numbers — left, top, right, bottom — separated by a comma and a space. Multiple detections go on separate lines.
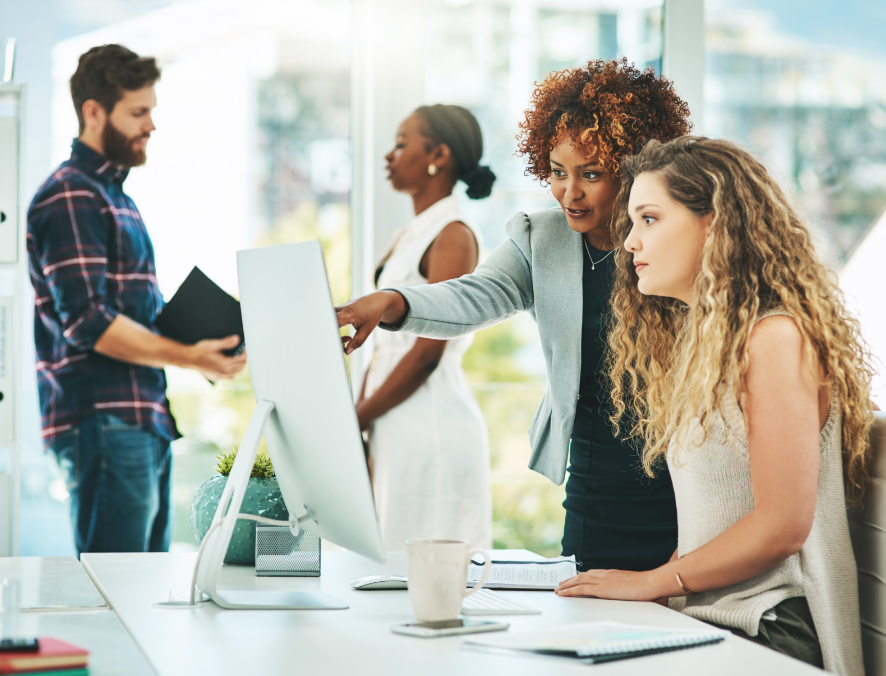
190, 448, 289, 565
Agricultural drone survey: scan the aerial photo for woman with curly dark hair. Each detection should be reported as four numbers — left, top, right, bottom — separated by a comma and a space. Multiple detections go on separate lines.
337, 59, 692, 570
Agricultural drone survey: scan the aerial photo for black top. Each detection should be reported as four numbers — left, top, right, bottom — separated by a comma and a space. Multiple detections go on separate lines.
578, 242, 616, 402
561, 241, 677, 572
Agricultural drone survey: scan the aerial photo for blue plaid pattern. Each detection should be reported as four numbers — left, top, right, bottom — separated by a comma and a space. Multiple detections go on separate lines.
27, 139, 179, 446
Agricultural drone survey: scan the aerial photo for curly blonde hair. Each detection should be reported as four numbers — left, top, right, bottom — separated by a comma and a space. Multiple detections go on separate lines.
607, 137, 875, 503
516, 58, 691, 181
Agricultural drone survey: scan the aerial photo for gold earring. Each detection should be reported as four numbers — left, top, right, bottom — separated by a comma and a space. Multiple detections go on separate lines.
427, 164, 438, 176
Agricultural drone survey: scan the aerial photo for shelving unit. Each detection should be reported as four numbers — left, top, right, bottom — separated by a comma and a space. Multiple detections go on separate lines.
0, 83, 26, 556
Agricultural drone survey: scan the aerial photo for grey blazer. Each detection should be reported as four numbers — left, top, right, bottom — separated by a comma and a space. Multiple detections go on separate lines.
384, 208, 586, 485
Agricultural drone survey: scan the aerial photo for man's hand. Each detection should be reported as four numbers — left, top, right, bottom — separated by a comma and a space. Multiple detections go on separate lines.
94, 315, 246, 380
336, 291, 407, 355
184, 335, 247, 381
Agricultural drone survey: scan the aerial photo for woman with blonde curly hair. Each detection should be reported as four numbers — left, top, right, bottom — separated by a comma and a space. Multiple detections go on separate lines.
555, 136, 873, 674
337, 59, 691, 569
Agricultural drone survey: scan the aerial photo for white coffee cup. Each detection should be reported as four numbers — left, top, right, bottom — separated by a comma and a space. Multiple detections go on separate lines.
405, 539, 492, 622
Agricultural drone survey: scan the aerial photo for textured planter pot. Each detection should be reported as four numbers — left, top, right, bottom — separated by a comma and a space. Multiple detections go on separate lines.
190, 476, 289, 565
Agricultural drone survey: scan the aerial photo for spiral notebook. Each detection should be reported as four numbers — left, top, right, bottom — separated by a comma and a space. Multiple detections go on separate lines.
463, 621, 728, 664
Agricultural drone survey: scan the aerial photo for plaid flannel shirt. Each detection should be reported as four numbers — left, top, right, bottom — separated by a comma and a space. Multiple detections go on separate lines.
27, 139, 179, 447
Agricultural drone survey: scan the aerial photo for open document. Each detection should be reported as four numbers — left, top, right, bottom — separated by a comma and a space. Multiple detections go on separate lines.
463, 621, 728, 664
466, 555, 577, 590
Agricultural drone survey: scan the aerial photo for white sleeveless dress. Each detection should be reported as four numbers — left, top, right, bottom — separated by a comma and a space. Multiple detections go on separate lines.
365, 195, 492, 551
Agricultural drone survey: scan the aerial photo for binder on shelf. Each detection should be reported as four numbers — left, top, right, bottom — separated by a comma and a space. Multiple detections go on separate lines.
0, 295, 12, 443
0, 117, 18, 264
0, 473, 8, 557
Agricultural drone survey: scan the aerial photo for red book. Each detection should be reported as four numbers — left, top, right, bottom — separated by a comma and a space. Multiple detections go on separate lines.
0, 638, 89, 674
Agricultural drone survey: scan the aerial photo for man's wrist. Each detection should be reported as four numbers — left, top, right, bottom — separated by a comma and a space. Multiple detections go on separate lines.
167, 341, 193, 369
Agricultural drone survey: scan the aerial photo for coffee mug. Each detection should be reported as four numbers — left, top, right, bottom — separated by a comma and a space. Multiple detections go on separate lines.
405, 539, 492, 622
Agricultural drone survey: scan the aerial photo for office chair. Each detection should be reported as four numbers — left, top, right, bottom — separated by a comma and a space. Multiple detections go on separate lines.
848, 410, 886, 675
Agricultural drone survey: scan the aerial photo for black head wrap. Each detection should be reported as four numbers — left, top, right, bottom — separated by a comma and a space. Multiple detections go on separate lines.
415, 104, 496, 200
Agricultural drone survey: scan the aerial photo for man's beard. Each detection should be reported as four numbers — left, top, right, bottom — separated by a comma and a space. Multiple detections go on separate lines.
102, 120, 148, 168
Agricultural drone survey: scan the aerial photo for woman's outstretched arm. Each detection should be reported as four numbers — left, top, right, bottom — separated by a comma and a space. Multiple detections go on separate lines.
556, 315, 824, 601
337, 212, 535, 353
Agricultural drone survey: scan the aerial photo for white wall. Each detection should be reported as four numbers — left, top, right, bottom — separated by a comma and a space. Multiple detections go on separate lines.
841, 213, 886, 408
51, 0, 350, 298
663, 0, 704, 132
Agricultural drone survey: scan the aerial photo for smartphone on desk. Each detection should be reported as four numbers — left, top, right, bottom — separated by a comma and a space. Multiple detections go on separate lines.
391, 618, 508, 638
0, 638, 39, 652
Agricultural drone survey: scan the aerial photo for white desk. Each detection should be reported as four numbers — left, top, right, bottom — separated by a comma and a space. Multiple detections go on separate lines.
0, 557, 154, 675
0, 556, 106, 610
81, 550, 822, 676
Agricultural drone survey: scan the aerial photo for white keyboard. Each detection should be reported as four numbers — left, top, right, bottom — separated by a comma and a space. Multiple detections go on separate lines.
461, 588, 541, 615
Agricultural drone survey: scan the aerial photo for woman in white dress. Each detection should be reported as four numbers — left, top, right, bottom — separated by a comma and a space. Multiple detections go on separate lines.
356, 105, 496, 550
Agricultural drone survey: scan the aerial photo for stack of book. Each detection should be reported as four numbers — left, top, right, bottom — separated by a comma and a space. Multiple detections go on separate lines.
0, 638, 89, 675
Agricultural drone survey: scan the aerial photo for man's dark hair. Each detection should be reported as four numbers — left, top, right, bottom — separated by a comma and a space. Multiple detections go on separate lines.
70, 44, 161, 134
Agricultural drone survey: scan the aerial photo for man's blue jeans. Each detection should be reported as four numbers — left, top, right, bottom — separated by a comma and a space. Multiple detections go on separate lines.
49, 414, 172, 556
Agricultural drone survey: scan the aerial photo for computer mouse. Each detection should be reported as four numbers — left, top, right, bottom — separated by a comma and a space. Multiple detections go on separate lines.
350, 575, 408, 590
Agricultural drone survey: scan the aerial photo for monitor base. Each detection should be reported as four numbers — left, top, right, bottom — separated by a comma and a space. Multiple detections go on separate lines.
212, 590, 347, 610
192, 400, 352, 611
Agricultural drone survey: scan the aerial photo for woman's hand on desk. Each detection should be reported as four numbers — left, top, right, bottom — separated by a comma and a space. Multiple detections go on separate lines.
555, 569, 658, 602
336, 291, 408, 355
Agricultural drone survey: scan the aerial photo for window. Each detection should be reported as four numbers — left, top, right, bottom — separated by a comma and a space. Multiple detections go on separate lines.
426, 0, 664, 554
705, 0, 886, 406
44, 1, 353, 552
705, 0, 886, 263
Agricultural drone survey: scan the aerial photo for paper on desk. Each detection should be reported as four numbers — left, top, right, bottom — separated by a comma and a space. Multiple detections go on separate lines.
463, 621, 728, 658
467, 556, 577, 590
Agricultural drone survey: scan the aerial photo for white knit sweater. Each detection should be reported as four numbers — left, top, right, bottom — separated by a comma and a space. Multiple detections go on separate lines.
667, 310, 863, 676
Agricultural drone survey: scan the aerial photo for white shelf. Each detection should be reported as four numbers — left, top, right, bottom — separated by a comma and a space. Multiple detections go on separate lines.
0, 83, 26, 557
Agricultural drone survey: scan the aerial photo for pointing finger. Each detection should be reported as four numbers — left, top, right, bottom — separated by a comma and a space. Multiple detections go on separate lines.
336, 307, 354, 328
346, 325, 371, 355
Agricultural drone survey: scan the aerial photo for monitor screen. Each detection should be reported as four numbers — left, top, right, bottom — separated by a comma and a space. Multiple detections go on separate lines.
236, 240, 385, 563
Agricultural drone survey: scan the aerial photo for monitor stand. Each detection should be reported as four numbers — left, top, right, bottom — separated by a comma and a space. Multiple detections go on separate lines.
193, 400, 348, 610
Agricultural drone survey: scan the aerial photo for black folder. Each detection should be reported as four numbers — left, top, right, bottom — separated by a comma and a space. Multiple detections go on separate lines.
155, 267, 245, 357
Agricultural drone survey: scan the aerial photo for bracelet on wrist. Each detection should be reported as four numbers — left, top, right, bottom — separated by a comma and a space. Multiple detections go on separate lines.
675, 572, 696, 595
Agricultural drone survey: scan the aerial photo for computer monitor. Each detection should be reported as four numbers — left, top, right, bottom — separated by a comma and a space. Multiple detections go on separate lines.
194, 241, 385, 610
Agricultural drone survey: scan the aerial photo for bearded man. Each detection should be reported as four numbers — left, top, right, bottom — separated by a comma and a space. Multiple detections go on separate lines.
27, 44, 246, 556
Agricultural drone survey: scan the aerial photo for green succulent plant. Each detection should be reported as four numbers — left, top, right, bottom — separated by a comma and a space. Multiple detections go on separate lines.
214, 448, 276, 479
